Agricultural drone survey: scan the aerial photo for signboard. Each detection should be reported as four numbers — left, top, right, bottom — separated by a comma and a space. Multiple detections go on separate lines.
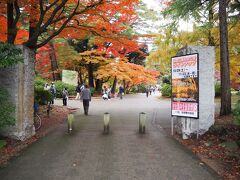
171, 53, 199, 118
62, 70, 78, 86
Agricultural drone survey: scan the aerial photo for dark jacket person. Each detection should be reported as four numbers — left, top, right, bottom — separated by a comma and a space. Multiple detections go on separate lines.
80, 85, 91, 115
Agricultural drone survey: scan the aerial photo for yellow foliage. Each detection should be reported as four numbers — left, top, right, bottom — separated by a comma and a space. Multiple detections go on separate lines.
148, 22, 240, 87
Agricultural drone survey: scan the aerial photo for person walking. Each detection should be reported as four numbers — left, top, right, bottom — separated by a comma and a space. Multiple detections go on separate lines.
75, 84, 81, 100
80, 85, 91, 115
146, 87, 149, 98
119, 85, 124, 99
62, 88, 69, 106
50, 82, 56, 104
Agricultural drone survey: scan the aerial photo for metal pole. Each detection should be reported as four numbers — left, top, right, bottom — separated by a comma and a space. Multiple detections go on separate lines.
197, 119, 199, 139
171, 116, 174, 135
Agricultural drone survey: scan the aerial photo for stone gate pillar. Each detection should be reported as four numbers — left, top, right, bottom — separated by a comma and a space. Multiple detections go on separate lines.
0, 45, 35, 140
175, 46, 215, 139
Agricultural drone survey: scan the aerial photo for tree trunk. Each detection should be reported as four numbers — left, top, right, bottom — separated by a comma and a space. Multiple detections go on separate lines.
26, 0, 39, 49
219, 0, 231, 115
49, 42, 61, 80
95, 79, 102, 93
88, 63, 94, 88
111, 76, 117, 94
78, 68, 84, 84
208, 0, 215, 46
7, 3, 17, 44
123, 80, 126, 93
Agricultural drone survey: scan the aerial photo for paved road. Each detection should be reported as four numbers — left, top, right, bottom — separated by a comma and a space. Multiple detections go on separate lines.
0, 93, 221, 180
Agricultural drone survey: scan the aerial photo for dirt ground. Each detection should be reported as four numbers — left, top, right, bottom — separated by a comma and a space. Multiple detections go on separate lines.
173, 115, 240, 180
0, 105, 73, 166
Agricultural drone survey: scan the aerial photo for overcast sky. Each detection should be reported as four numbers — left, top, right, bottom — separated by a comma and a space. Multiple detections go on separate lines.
138, 0, 193, 51
141, 0, 193, 32
142, 0, 162, 11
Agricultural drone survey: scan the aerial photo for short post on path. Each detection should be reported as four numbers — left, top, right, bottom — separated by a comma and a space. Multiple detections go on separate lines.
139, 112, 146, 134
68, 113, 74, 134
103, 112, 110, 134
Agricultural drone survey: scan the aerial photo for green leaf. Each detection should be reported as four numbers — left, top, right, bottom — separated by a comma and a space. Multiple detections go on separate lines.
0, 43, 23, 68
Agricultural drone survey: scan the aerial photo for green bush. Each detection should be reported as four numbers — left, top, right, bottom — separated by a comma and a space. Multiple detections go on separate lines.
137, 84, 147, 93
55, 81, 76, 98
128, 86, 138, 94
0, 43, 23, 67
161, 83, 171, 97
90, 87, 95, 96
215, 82, 221, 97
233, 100, 240, 125
34, 76, 46, 88
34, 76, 76, 98
0, 88, 15, 128
34, 87, 52, 105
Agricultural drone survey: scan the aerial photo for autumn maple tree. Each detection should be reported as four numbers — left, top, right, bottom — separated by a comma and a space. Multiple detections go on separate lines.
0, 0, 159, 93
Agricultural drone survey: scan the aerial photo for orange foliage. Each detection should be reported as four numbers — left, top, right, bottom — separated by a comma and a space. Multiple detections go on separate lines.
96, 58, 160, 86
35, 45, 52, 78
0, 0, 159, 86
0, 15, 7, 42
0, 15, 28, 44
0, 0, 141, 49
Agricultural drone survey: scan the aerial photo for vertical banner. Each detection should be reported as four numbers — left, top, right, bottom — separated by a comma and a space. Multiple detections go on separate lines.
171, 54, 199, 118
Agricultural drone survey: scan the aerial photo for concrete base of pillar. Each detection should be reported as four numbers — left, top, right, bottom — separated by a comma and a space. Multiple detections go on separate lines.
0, 45, 35, 140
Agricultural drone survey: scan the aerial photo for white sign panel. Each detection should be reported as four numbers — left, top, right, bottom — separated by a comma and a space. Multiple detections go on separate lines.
171, 54, 199, 118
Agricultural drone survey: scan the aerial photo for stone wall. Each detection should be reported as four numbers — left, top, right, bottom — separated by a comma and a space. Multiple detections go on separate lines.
0, 45, 35, 140
175, 46, 215, 139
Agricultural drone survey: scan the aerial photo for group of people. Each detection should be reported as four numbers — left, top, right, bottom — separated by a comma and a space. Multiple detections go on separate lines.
44, 82, 69, 106
43, 82, 125, 116
44, 82, 56, 104
102, 85, 124, 100
145, 86, 157, 97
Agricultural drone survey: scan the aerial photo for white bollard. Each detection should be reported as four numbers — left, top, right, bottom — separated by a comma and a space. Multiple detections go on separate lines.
104, 112, 110, 133
139, 112, 146, 133
68, 113, 74, 133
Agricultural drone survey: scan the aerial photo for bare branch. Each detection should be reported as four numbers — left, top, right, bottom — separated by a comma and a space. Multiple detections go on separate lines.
13, 0, 20, 27
41, 0, 68, 32
36, 0, 80, 48
45, 0, 60, 11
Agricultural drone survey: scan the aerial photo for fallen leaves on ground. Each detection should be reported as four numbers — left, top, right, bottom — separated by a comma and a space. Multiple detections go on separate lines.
173, 115, 240, 180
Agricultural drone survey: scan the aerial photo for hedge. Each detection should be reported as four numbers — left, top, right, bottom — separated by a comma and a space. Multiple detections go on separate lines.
161, 83, 171, 97
54, 81, 76, 98
233, 100, 240, 125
